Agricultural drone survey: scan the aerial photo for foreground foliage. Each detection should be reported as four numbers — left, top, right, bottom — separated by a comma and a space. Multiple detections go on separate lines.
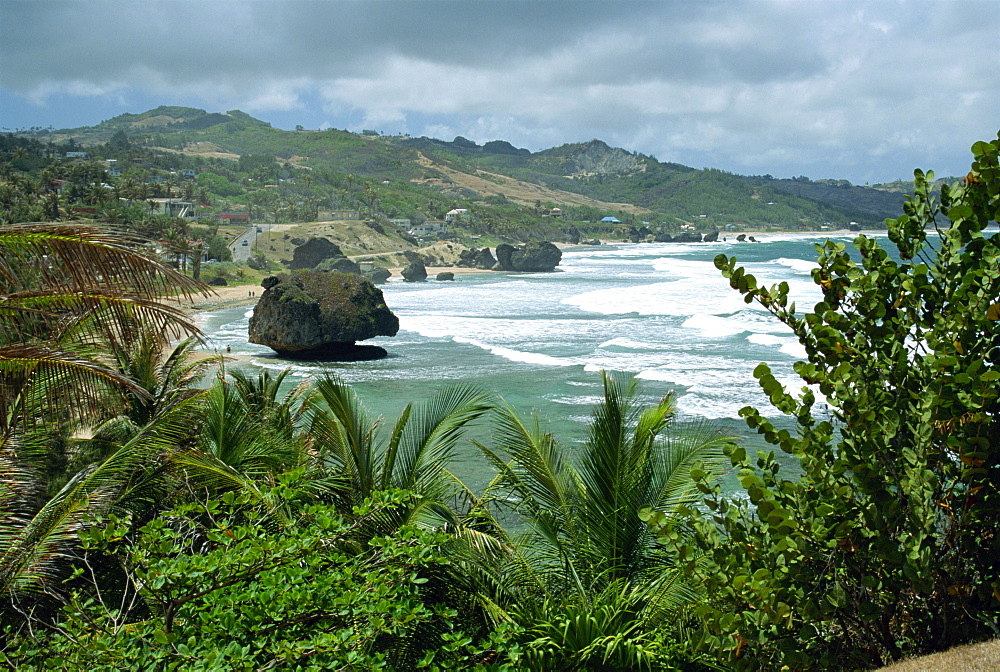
1, 486, 512, 671
478, 373, 731, 669
647, 134, 1000, 668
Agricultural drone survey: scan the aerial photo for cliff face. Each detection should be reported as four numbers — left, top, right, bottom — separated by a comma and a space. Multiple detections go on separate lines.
554, 140, 647, 178
248, 270, 398, 359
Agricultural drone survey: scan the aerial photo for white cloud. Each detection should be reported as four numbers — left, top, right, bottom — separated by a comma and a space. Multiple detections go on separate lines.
1, 0, 997, 182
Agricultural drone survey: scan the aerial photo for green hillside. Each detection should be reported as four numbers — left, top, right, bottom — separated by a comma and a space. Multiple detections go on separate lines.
4, 106, 909, 240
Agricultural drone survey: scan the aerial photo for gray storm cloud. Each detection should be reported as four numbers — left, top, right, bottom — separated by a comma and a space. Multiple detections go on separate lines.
2, 0, 997, 182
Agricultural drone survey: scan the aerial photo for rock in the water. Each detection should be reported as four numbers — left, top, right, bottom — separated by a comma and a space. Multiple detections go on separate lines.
363, 267, 391, 284
494, 244, 515, 271
495, 241, 562, 272
401, 260, 427, 282
436, 271, 455, 281
672, 231, 702, 243
290, 238, 347, 270
248, 270, 399, 359
703, 230, 720, 243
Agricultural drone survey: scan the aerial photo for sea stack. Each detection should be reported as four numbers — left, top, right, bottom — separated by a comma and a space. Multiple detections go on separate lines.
248, 270, 399, 360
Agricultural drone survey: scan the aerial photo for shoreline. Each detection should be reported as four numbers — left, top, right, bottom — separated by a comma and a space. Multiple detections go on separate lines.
177, 231, 884, 315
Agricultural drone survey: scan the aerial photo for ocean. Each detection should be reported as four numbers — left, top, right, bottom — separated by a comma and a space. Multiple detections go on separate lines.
195, 233, 879, 491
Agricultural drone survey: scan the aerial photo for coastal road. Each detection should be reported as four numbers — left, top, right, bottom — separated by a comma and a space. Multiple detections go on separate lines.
228, 227, 259, 263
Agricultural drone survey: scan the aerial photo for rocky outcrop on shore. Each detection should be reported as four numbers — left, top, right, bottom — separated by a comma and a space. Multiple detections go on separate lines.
363, 267, 391, 284
495, 241, 562, 272
457, 247, 497, 270
248, 270, 399, 360
290, 238, 360, 273
401, 258, 428, 282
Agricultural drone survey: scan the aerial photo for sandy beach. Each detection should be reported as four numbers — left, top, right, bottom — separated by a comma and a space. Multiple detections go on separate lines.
174, 265, 498, 315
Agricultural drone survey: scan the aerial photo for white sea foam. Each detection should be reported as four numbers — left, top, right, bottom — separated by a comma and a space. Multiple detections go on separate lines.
780, 341, 808, 359
598, 337, 673, 350
747, 334, 786, 346
681, 314, 748, 338
774, 257, 816, 274
452, 337, 574, 366
562, 279, 747, 317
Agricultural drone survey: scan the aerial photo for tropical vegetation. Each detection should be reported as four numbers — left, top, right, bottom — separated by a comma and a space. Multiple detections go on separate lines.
0, 129, 997, 670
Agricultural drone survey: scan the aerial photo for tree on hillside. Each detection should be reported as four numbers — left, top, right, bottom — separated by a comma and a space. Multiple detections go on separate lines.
650, 133, 1000, 669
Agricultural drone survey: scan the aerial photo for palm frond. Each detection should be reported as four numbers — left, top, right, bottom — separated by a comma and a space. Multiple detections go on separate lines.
383, 383, 494, 496
0, 222, 206, 300
308, 374, 382, 498
0, 342, 147, 433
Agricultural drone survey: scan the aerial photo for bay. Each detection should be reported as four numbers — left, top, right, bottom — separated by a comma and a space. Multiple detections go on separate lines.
194, 233, 878, 491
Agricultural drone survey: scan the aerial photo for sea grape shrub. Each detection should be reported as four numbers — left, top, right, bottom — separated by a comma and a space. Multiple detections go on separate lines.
646, 134, 1000, 670
0, 485, 515, 671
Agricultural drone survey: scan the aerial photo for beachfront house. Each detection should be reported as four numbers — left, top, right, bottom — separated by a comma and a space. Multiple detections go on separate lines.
409, 220, 448, 237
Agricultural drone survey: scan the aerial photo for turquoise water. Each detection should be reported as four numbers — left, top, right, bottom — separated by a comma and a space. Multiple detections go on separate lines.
195, 233, 881, 491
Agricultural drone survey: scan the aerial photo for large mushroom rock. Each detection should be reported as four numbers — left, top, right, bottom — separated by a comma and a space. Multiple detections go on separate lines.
702, 230, 720, 242
290, 237, 349, 271
494, 244, 515, 270
495, 241, 563, 272
249, 270, 399, 360
401, 260, 427, 282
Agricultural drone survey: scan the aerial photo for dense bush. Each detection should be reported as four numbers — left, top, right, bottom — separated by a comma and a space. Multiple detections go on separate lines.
646, 134, 1000, 669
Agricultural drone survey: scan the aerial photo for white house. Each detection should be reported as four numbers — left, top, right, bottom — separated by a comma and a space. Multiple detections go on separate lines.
409, 220, 448, 237
145, 198, 197, 219
444, 208, 468, 223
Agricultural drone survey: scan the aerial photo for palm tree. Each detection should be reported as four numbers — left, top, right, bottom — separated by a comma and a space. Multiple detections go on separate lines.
0, 222, 211, 620
307, 374, 495, 531
475, 372, 733, 669
87, 327, 220, 456
1, 222, 208, 433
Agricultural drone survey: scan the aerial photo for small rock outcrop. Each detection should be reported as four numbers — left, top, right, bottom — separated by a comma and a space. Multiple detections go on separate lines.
290, 238, 350, 271
702, 230, 720, 243
315, 256, 362, 274
495, 242, 562, 272
457, 247, 497, 270
401, 260, 428, 282
363, 267, 391, 284
436, 272, 455, 281
248, 270, 399, 360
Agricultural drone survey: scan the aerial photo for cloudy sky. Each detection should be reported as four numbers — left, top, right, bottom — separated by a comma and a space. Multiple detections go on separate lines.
2, 0, 997, 183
